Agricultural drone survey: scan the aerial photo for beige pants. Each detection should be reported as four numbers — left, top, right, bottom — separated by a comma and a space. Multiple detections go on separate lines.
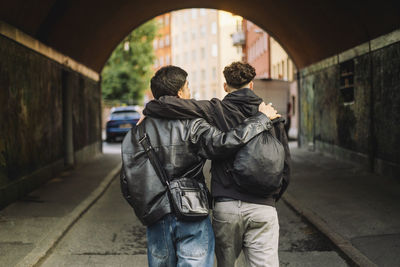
212, 200, 279, 267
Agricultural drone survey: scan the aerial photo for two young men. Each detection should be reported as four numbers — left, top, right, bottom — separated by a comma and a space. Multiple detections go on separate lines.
121, 65, 281, 266
143, 62, 290, 267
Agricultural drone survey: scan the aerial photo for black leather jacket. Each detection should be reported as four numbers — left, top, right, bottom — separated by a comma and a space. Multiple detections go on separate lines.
143, 89, 291, 206
121, 114, 271, 226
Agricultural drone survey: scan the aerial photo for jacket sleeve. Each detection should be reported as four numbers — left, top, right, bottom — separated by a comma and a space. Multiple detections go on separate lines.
143, 96, 216, 123
188, 112, 272, 160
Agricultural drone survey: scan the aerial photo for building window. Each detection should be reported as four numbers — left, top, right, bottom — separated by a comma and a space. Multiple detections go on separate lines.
339, 60, 355, 104
200, 25, 206, 36
263, 34, 268, 52
255, 39, 259, 58
201, 69, 206, 80
191, 9, 198, 19
292, 95, 296, 116
192, 29, 197, 40
159, 56, 164, 66
165, 16, 170, 25
184, 52, 188, 63
159, 38, 164, 48
192, 50, 196, 61
184, 11, 189, 22
200, 8, 206, 16
166, 55, 170, 65
153, 39, 158, 50
201, 47, 205, 59
236, 19, 242, 31
212, 44, 218, 57
154, 59, 158, 68
278, 63, 282, 78
211, 22, 217, 34
212, 67, 217, 80
165, 35, 170, 46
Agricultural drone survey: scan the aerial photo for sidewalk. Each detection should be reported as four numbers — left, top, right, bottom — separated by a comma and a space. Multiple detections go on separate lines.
283, 147, 400, 267
0, 154, 121, 267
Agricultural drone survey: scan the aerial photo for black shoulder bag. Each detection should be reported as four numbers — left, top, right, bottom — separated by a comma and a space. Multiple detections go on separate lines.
137, 123, 209, 221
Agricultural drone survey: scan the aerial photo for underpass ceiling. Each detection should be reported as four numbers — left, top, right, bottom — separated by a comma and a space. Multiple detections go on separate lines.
0, 0, 399, 72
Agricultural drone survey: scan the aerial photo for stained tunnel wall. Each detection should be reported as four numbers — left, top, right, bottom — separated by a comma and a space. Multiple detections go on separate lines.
299, 35, 400, 178
1, 18, 399, 209
0, 34, 102, 208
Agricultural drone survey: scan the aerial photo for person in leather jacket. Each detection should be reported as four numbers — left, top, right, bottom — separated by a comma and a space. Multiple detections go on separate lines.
142, 62, 289, 267
120, 65, 279, 267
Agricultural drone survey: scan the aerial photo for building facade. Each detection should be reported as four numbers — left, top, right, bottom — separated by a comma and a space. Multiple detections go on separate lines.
240, 19, 298, 139
270, 37, 296, 81
143, 14, 172, 104
153, 14, 172, 71
241, 20, 296, 81
241, 20, 271, 78
169, 9, 242, 100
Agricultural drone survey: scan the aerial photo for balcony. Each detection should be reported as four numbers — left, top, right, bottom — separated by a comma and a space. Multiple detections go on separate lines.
231, 31, 245, 46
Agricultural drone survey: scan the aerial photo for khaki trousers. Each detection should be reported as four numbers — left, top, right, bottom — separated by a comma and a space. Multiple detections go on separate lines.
212, 200, 279, 267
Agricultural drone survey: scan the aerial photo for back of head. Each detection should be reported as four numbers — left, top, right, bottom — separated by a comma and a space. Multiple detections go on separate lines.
223, 62, 256, 89
151, 66, 188, 99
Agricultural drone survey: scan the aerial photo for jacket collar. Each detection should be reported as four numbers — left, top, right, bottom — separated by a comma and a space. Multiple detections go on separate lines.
223, 88, 263, 117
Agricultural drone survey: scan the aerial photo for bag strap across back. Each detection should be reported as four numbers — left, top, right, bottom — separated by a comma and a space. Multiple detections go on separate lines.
136, 122, 171, 186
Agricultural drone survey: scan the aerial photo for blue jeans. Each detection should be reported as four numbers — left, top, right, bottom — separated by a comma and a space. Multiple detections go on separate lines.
146, 214, 215, 267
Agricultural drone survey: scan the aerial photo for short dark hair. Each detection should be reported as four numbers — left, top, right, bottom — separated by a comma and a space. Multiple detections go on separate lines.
150, 66, 188, 99
223, 62, 256, 89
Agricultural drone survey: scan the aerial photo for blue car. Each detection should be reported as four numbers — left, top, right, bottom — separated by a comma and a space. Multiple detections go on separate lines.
106, 106, 140, 142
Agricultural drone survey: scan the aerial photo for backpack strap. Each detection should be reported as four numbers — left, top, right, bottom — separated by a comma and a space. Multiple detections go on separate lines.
137, 122, 170, 186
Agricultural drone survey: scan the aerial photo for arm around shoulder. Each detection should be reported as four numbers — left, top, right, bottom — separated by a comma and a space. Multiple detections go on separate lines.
188, 113, 272, 160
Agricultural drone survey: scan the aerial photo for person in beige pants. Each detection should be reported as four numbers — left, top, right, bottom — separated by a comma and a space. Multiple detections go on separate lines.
213, 200, 280, 267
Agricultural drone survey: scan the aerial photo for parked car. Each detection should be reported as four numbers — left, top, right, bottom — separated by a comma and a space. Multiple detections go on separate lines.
106, 106, 140, 142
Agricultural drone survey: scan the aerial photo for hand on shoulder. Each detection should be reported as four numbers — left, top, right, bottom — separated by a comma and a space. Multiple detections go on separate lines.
259, 102, 281, 120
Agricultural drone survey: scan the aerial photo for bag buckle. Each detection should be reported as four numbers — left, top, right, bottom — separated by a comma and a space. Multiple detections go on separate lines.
138, 133, 148, 144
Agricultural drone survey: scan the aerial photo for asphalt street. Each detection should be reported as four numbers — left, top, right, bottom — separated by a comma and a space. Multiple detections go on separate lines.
38, 142, 349, 267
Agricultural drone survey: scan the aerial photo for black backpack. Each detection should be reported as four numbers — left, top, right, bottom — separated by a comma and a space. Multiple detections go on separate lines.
231, 118, 287, 197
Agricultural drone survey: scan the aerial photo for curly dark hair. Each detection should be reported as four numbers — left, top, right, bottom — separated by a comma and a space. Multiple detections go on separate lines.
223, 62, 256, 89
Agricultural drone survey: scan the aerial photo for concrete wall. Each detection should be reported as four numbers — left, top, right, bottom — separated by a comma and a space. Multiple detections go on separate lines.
299, 30, 400, 179
0, 34, 102, 208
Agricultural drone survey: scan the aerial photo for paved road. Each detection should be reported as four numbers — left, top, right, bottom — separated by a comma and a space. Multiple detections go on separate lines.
39, 142, 349, 266
103, 141, 122, 155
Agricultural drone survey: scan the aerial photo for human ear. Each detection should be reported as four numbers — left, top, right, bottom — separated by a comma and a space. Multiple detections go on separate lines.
223, 83, 228, 92
249, 81, 254, 90
177, 89, 183, 98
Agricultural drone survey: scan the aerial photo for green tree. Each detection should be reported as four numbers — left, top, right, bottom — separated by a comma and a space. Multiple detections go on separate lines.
101, 20, 158, 104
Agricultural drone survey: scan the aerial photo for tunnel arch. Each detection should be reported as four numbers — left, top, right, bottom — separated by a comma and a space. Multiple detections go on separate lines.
1, 0, 399, 72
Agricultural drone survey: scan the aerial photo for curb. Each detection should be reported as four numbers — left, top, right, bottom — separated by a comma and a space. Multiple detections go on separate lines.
15, 162, 122, 267
282, 193, 378, 267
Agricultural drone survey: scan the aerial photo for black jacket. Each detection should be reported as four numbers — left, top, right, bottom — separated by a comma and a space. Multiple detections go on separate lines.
143, 88, 291, 205
121, 114, 271, 226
